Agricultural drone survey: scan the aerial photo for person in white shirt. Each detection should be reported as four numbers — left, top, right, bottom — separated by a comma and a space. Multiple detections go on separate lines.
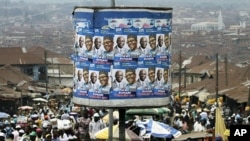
89, 113, 106, 141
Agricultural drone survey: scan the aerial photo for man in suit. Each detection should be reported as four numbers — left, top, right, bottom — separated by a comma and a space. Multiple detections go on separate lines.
112, 70, 127, 91
89, 72, 100, 92
138, 36, 150, 57
114, 36, 128, 57
73, 69, 84, 91
93, 37, 105, 58
136, 69, 149, 89
155, 69, 164, 89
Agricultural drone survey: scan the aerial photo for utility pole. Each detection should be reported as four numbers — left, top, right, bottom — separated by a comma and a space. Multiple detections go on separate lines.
178, 50, 182, 98
44, 50, 48, 95
224, 54, 228, 87
216, 53, 219, 107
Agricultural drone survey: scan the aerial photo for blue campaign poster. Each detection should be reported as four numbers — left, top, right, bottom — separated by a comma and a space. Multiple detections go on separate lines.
72, 7, 173, 107
88, 64, 111, 100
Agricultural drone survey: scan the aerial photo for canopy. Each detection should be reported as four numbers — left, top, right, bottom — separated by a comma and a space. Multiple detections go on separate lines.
126, 107, 170, 115
18, 106, 33, 110
172, 132, 213, 141
102, 110, 119, 123
215, 108, 226, 140
0, 112, 10, 119
137, 119, 182, 139
33, 98, 48, 102
95, 125, 143, 141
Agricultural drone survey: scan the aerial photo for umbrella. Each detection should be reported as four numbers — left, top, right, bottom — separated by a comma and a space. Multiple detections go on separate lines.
0, 112, 10, 119
33, 98, 48, 103
126, 108, 168, 115
215, 108, 226, 141
102, 110, 119, 123
95, 125, 143, 141
137, 119, 182, 139
18, 106, 33, 110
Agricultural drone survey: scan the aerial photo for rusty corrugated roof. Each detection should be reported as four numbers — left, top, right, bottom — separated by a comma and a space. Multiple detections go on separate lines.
0, 47, 45, 65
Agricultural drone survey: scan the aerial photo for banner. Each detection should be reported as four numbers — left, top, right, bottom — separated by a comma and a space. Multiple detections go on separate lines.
72, 7, 173, 108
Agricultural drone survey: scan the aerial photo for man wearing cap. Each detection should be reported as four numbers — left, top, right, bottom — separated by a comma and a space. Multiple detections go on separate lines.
103, 35, 115, 60
89, 113, 106, 141
127, 34, 140, 58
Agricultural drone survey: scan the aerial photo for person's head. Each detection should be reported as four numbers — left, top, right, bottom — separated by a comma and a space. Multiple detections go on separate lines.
149, 34, 156, 50
156, 69, 163, 80
79, 36, 84, 48
103, 36, 114, 52
148, 67, 155, 82
115, 70, 124, 83
125, 69, 136, 84
127, 34, 137, 50
90, 72, 98, 83
139, 37, 148, 49
93, 113, 100, 122
116, 36, 125, 48
82, 69, 89, 82
45, 133, 52, 141
157, 35, 164, 47
164, 33, 170, 48
94, 37, 102, 49
85, 35, 93, 51
99, 71, 109, 87
139, 69, 147, 81
77, 69, 82, 80
163, 69, 169, 83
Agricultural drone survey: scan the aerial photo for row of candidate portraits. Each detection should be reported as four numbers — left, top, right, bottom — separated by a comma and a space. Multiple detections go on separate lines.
73, 67, 171, 93
74, 33, 171, 59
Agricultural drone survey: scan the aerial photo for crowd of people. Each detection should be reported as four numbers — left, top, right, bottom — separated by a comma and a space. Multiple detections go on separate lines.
1, 97, 250, 141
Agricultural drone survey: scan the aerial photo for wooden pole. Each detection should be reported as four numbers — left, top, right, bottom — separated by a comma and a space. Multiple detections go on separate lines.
178, 50, 182, 98
216, 53, 219, 107
119, 108, 126, 141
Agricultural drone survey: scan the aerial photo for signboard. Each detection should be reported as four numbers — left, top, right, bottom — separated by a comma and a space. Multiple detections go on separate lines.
72, 7, 173, 108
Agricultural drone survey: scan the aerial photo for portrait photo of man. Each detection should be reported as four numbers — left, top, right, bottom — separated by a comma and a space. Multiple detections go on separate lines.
114, 36, 129, 57
103, 35, 115, 60
138, 36, 150, 57
76, 35, 85, 56
148, 34, 158, 57
127, 34, 139, 58
81, 69, 89, 90
83, 35, 93, 58
148, 67, 156, 89
93, 37, 105, 58
136, 68, 149, 90
88, 71, 100, 92
73, 69, 84, 91
155, 68, 164, 89
98, 71, 111, 94
112, 70, 127, 91
163, 68, 171, 91
125, 69, 137, 91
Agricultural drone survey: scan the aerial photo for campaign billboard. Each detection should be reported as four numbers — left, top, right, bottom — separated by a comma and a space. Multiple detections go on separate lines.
72, 7, 172, 108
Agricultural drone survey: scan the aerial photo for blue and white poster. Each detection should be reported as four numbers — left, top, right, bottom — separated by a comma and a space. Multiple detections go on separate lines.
72, 7, 173, 108
88, 64, 111, 100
